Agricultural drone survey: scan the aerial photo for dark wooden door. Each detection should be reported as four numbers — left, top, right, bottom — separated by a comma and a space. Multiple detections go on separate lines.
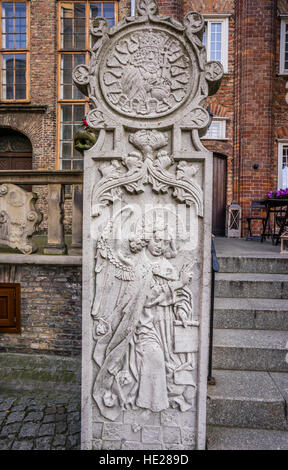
0, 153, 32, 170
0, 283, 21, 333
212, 153, 227, 236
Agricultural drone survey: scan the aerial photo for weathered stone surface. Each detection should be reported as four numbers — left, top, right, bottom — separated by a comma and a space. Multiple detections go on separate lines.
207, 370, 287, 430
215, 273, 288, 299
77, 0, 223, 451
213, 329, 288, 372
207, 426, 288, 451
0, 183, 42, 254
142, 425, 162, 444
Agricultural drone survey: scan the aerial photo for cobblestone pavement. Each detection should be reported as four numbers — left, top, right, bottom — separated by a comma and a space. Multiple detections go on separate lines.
0, 389, 81, 450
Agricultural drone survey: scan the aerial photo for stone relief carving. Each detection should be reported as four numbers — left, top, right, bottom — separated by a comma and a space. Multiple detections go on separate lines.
74, 0, 224, 448
73, 0, 223, 131
91, 205, 199, 421
92, 130, 203, 218
0, 184, 42, 254
100, 30, 192, 117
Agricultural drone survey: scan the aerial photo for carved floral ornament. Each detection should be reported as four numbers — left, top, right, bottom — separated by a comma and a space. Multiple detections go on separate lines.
91, 129, 203, 218
72, 0, 224, 126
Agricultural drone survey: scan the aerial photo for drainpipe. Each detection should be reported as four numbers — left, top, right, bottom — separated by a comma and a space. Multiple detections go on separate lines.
131, 0, 136, 17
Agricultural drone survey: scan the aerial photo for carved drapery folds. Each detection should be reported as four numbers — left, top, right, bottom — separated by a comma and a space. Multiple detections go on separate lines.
75, 0, 223, 448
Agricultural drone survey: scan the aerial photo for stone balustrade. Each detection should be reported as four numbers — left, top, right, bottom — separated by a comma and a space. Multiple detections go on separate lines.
0, 170, 83, 256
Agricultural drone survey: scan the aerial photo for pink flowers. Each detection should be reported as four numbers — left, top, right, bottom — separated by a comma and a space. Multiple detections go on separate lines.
267, 188, 288, 199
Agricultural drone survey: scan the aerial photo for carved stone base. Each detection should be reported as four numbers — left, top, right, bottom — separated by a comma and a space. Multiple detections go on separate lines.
68, 244, 82, 256
43, 244, 67, 255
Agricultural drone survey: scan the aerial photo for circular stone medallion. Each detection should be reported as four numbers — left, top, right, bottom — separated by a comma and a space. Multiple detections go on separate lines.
99, 29, 193, 118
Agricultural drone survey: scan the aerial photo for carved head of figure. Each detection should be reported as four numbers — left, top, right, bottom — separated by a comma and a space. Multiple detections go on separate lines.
129, 209, 181, 259
129, 226, 178, 259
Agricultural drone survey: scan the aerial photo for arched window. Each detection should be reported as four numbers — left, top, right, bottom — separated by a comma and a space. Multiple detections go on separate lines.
0, 128, 32, 170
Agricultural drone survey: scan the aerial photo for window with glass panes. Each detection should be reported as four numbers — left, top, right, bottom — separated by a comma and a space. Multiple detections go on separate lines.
280, 20, 288, 74
57, 1, 117, 170
202, 18, 228, 73
0, 1, 29, 101
202, 119, 226, 140
280, 145, 288, 189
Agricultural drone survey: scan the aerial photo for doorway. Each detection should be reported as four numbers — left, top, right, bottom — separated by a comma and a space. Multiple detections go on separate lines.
0, 128, 32, 190
212, 153, 227, 236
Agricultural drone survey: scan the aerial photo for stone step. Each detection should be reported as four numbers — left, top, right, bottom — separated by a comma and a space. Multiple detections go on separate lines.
218, 255, 288, 274
206, 426, 288, 450
214, 298, 288, 330
0, 352, 81, 392
215, 273, 288, 299
206, 370, 288, 431
212, 329, 288, 372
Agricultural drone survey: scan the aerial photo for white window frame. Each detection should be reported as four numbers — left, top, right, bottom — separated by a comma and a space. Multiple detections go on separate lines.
280, 19, 288, 74
202, 117, 227, 140
278, 141, 288, 189
204, 16, 229, 73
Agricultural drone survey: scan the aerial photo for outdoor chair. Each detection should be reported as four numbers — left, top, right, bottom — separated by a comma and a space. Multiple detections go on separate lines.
245, 200, 270, 240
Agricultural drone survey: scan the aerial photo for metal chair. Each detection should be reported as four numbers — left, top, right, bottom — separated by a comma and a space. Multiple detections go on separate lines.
246, 200, 269, 240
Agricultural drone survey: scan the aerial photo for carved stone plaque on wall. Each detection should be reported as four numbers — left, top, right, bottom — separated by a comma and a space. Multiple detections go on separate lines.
74, 0, 223, 451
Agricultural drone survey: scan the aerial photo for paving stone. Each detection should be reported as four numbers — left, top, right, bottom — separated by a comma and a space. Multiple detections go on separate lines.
43, 414, 56, 423
66, 433, 80, 449
12, 440, 34, 450
18, 422, 40, 439
0, 386, 80, 450
24, 411, 44, 422
38, 423, 56, 436
67, 411, 80, 423
0, 439, 12, 450
0, 398, 16, 411
0, 412, 7, 426
6, 411, 25, 424
35, 436, 53, 450
68, 422, 81, 435
1, 422, 21, 437
53, 434, 66, 447
56, 421, 67, 434
45, 406, 57, 415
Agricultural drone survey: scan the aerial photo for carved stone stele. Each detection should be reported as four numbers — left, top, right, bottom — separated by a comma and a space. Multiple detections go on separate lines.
74, 0, 223, 451
0, 184, 42, 254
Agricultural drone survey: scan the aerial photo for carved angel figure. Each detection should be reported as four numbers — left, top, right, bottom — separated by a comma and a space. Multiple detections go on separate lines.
91, 206, 197, 421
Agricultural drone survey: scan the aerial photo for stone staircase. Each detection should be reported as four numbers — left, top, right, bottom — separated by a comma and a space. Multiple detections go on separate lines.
206, 246, 288, 450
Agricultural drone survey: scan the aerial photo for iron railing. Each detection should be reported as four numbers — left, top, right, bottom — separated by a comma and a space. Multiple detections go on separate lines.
208, 236, 219, 385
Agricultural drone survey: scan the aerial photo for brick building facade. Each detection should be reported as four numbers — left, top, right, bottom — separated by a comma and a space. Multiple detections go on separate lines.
0, 0, 287, 236
0, 0, 287, 355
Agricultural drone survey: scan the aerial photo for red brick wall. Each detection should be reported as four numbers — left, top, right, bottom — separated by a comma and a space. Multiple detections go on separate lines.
0, 0, 286, 238
0, 0, 57, 170
234, 0, 276, 235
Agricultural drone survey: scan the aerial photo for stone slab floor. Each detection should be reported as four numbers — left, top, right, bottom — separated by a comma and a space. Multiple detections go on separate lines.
0, 389, 81, 450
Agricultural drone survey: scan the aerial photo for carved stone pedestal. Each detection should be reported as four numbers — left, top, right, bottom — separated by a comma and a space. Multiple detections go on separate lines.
74, 0, 223, 450
43, 184, 67, 255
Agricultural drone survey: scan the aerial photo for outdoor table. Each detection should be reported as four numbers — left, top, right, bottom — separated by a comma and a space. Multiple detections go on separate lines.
260, 198, 288, 245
